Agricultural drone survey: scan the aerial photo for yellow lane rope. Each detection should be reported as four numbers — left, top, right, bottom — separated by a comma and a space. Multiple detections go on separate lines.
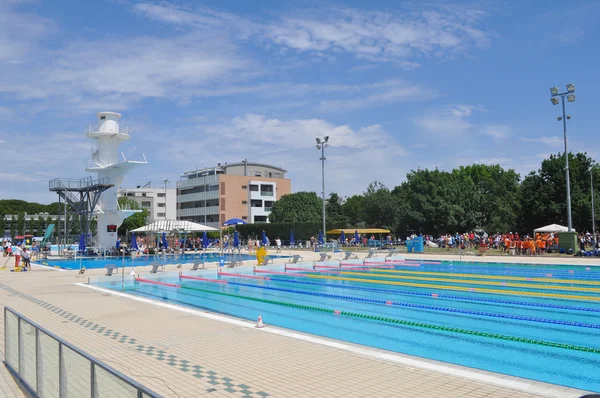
303, 274, 600, 301
335, 272, 600, 292
366, 269, 600, 286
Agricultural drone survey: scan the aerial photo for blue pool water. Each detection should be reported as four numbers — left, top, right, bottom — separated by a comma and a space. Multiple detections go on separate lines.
43, 252, 284, 269
97, 260, 600, 392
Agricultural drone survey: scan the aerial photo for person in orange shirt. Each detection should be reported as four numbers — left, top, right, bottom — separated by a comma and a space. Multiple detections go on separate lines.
540, 239, 546, 254
535, 238, 542, 255
516, 239, 522, 255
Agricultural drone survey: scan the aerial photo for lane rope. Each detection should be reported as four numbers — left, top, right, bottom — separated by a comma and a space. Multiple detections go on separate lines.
177, 284, 600, 354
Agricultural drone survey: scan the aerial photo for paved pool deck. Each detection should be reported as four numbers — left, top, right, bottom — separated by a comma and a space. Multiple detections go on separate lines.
0, 251, 598, 398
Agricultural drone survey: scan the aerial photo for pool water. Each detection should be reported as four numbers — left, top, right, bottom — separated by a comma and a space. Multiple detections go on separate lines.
43, 252, 285, 269
97, 260, 600, 392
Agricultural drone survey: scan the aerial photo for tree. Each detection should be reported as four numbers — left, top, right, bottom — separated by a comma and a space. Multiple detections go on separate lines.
35, 216, 45, 235
519, 152, 598, 233
15, 212, 25, 236
342, 195, 365, 226
326, 193, 348, 226
362, 182, 398, 229
118, 197, 148, 235
269, 192, 323, 223
0, 212, 5, 238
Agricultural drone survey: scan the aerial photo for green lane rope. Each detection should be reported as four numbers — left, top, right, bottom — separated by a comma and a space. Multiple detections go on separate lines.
179, 284, 600, 355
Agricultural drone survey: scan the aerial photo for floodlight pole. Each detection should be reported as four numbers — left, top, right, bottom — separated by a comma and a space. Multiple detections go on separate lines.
560, 95, 573, 233
592, 166, 596, 248
316, 137, 329, 243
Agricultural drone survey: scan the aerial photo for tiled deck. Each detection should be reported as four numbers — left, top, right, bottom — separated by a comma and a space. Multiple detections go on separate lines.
0, 251, 597, 397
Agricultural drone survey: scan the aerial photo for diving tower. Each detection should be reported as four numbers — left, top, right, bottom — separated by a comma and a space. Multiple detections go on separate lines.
85, 112, 147, 250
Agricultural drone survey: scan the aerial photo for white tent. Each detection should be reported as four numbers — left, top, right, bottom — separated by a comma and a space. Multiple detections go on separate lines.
131, 220, 217, 233
533, 223, 575, 234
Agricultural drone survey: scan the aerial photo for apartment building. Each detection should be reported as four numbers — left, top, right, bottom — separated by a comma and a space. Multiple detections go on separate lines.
176, 161, 291, 228
117, 187, 177, 222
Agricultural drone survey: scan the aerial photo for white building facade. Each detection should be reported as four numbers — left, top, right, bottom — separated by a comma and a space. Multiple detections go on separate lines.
117, 188, 177, 222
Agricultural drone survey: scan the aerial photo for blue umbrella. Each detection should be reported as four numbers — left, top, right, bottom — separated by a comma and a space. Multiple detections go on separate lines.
131, 233, 138, 251
261, 230, 267, 245
202, 231, 209, 248
290, 230, 295, 246
115, 238, 121, 250
223, 218, 247, 226
78, 234, 86, 253
355, 230, 359, 244
318, 230, 324, 244
233, 231, 239, 248
161, 232, 168, 249
340, 230, 346, 244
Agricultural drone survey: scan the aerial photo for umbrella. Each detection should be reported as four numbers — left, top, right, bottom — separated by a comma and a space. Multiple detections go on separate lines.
223, 218, 247, 226
202, 231, 209, 248
318, 230, 324, 244
340, 230, 346, 244
116, 238, 121, 250
355, 230, 360, 245
78, 234, 86, 253
261, 230, 267, 245
131, 233, 138, 251
233, 231, 239, 248
290, 230, 295, 246
161, 232, 168, 249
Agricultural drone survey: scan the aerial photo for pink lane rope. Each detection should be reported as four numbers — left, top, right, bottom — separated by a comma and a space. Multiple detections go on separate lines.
180, 275, 227, 284
253, 269, 311, 276
218, 271, 270, 280
135, 278, 180, 288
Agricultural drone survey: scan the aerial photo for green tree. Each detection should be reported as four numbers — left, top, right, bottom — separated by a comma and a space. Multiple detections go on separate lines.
118, 197, 148, 235
15, 212, 26, 236
342, 195, 365, 226
268, 192, 322, 223
362, 182, 397, 229
519, 152, 598, 233
0, 212, 5, 238
35, 216, 45, 235
326, 193, 349, 226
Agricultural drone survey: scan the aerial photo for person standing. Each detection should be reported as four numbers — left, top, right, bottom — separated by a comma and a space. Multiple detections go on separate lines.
13, 244, 22, 269
275, 237, 282, 253
21, 247, 31, 270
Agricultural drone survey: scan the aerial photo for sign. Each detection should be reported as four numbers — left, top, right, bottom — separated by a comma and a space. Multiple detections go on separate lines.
107, 225, 117, 232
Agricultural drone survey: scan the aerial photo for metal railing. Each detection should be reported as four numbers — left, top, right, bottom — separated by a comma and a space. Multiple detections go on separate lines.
3, 307, 162, 398
49, 177, 112, 190
86, 125, 131, 137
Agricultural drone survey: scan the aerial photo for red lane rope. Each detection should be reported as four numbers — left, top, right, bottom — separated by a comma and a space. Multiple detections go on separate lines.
135, 278, 180, 288
218, 271, 270, 280
180, 275, 228, 284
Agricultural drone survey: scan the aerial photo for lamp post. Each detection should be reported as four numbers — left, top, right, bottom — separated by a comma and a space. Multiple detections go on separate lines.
162, 178, 169, 220
550, 84, 576, 232
591, 165, 597, 248
316, 136, 329, 243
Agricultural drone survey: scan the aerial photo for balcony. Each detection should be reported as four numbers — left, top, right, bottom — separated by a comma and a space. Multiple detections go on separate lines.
86, 125, 131, 137
264, 207, 273, 212
260, 191, 274, 196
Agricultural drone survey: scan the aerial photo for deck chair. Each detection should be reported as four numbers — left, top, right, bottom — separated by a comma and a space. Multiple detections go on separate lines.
105, 264, 117, 276
318, 253, 331, 261
149, 262, 161, 273
386, 248, 397, 257
365, 249, 377, 259
260, 256, 274, 266
289, 254, 303, 264
191, 261, 203, 271
342, 251, 358, 260
226, 259, 241, 268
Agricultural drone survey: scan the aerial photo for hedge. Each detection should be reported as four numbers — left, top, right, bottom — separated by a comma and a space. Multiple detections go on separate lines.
235, 222, 348, 242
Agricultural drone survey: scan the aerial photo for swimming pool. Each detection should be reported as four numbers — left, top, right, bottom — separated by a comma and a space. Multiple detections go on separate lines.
96, 259, 600, 392
43, 252, 286, 270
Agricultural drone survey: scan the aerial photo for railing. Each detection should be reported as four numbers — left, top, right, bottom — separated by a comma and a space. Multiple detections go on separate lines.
260, 191, 274, 196
87, 153, 147, 169
3, 307, 162, 398
264, 207, 273, 212
49, 177, 112, 190
86, 125, 131, 137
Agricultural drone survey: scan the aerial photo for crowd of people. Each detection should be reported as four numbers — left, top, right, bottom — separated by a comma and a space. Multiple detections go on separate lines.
1, 240, 33, 270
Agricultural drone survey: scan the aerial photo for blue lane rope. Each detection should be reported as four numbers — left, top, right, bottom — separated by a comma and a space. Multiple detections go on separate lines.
264, 276, 600, 313
400, 264, 600, 279
213, 280, 600, 330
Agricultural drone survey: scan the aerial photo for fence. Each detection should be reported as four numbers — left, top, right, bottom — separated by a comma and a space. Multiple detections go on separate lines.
3, 307, 162, 398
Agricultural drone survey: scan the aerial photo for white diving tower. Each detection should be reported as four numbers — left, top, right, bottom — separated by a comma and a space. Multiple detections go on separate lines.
85, 112, 147, 251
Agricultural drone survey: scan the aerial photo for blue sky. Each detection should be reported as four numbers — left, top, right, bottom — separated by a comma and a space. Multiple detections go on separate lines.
1, 0, 599, 203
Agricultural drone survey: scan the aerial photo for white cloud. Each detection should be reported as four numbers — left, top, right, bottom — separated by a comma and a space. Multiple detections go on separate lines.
415, 104, 480, 136
520, 136, 564, 148
133, 2, 492, 67
154, 114, 407, 195
483, 125, 511, 140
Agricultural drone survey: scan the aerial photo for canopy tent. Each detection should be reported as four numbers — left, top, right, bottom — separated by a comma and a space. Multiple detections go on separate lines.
533, 224, 575, 234
131, 220, 217, 233
326, 228, 391, 235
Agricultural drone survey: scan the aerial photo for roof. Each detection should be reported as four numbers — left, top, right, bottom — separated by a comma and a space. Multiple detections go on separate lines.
533, 223, 576, 233
326, 228, 391, 234
182, 162, 287, 175
131, 220, 217, 233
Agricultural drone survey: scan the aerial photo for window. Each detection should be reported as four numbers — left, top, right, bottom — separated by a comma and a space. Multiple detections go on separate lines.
242, 216, 248, 220
157, 193, 166, 197
208, 184, 219, 191
206, 199, 219, 207
249, 185, 259, 192
250, 200, 262, 208
241, 201, 247, 205
254, 171, 262, 177
141, 201, 151, 207
254, 216, 268, 222
241, 185, 247, 190
157, 203, 165, 208
100, 116, 106, 120
157, 213, 166, 217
